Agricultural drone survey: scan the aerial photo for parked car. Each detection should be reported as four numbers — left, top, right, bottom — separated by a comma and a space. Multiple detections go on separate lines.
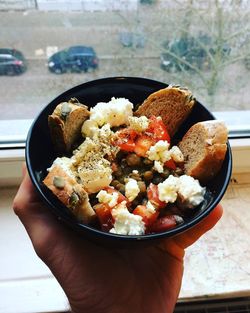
244, 55, 250, 70
160, 34, 230, 72
48, 46, 99, 74
0, 48, 27, 75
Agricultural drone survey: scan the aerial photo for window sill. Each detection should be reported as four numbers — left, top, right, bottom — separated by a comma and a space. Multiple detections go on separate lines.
0, 137, 249, 187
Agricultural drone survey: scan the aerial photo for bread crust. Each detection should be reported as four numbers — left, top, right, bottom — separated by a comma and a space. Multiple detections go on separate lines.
134, 86, 195, 137
48, 99, 90, 153
43, 165, 96, 224
178, 120, 228, 183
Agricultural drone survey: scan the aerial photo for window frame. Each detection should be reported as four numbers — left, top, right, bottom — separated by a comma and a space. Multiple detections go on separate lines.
0, 114, 249, 187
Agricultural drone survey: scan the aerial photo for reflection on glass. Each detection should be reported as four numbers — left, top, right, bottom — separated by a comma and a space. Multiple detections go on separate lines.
0, 0, 249, 120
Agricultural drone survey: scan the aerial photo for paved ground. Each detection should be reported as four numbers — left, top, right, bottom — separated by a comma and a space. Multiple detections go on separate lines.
0, 58, 163, 119
0, 9, 249, 120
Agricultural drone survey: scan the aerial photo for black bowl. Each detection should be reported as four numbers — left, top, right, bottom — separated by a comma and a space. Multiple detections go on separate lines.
26, 77, 232, 246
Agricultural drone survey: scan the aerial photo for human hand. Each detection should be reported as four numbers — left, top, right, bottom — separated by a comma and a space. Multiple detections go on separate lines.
13, 165, 223, 313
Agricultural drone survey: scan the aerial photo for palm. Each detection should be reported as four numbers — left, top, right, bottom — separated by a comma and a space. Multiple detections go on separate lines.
13, 170, 222, 313
40, 217, 183, 313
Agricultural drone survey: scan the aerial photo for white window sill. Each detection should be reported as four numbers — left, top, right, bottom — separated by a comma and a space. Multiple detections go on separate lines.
0, 137, 249, 187
0, 110, 250, 147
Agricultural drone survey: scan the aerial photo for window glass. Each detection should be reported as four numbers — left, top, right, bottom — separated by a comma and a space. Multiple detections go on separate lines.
0, 0, 249, 121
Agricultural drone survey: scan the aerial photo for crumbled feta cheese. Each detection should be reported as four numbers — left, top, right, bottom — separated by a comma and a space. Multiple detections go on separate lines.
73, 137, 98, 161
158, 174, 205, 208
125, 178, 140, 201
146, 201, 156, 213
82, 121, 115, 144
158, 175, 180, 203
178, 175, 206, 207
97, 190, 118, 208
72, 125, 118, 194
110, 202, 145, 235
128, 116, 149, 132
154, 160, 164, 173
169, 146, 184, 163
147, 140, 171, 163
92, 123, 115, 147
82, 97, 133, 137
48, 157, 75, 179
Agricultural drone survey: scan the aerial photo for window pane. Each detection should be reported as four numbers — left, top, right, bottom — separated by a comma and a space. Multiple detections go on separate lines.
0, 0, 250, 121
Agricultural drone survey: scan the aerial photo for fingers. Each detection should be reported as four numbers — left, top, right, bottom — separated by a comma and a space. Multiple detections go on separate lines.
158, 204, 223, 260
15, 167, 42, 206
13, 166, 50, 228
174, 204, 223, 249
21, 162, 27, 178
13, 166, 70, 259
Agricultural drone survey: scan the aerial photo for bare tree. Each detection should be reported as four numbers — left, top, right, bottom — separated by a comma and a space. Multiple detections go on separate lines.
157, 0, 250, 105
112, 0, 249, 109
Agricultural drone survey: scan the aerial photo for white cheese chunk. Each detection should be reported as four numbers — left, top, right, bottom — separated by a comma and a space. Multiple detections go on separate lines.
77, 158, 112, 194
128, 116, 149, 132
154, 160, 164, 173
110, 202, 145, 236
169, 146, 184, 163
158, 174, 205, 208
125, 178, 140, 201
147, 140, 171, 163
97, 190, 118, 208
81, 119, 99, 138
82, 97, 133, 137
48, 157, 75, 179
72, 125, 117, 194
178, 175, 206, 208
158, 175, 180, 203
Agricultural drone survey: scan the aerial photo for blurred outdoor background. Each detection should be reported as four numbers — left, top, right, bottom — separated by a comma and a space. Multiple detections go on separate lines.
0, 0, 250, 119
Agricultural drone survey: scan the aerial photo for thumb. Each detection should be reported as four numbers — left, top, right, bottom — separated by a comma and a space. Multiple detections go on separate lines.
174, 204, 223, 249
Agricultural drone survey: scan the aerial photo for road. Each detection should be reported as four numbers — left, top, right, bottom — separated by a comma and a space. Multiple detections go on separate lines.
1, 57, 249, 120
0, 57, 163, 120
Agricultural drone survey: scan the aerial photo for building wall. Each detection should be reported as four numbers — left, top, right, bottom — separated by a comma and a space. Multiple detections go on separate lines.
1, 0, 248, 12
0, 0, 35, 10
36, 0, 138, 11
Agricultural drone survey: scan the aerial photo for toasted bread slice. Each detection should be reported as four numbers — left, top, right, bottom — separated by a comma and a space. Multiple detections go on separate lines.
48, 98, 90, 153
134, 86, 195, 137
178, 120, 228, 184
43, 162, 96, 224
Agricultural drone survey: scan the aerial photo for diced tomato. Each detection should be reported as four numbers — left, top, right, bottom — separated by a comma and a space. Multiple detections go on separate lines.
147, 183, 166, 209
94, 203, 113, 231
147, 116, 171, 143
149, 215, 178, 233
104, 186, 129, 206
118, 139, 135, 152
134, 135, 154, 157
113, 128, 138, 152
116, 128, 138, 140
133, 205, 159, 227
164, 158, 177, 170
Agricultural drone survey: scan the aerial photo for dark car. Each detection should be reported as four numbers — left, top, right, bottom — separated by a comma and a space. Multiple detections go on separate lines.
0, 48, 27, 75
48, 46, 99, 74
161, 34, 230, 72
244, 55, 250, 70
